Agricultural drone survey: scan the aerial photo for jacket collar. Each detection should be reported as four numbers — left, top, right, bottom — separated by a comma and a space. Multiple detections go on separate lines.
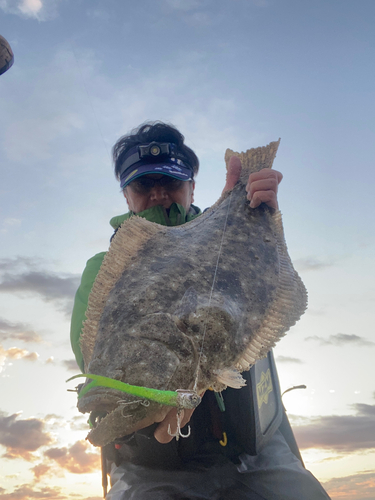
110, 203, 201, 230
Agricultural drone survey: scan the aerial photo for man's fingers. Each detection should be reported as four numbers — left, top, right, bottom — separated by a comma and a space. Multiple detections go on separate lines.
247, 178, 279, 200
246, 169, 283, 209
222, 156, 242, 194
154, 408, 195, 444
248, 169, 283, 184
249, 191, 278, 209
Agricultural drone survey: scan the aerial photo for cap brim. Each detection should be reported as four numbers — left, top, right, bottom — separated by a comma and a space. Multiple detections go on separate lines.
120, 161, 193, 188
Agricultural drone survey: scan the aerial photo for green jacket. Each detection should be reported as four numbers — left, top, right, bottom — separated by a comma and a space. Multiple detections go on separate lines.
70, 203, 202, 371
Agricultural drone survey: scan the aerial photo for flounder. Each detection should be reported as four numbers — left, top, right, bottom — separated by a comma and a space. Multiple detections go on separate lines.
76, 140, 307, 447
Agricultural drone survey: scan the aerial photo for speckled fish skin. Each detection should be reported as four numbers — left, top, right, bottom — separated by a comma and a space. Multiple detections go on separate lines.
78, 141, 307, 447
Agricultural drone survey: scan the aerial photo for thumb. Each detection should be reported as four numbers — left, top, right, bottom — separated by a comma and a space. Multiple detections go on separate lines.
222, 156, 241, 194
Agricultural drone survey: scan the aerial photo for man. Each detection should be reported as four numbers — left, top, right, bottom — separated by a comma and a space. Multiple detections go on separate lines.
71, 122, 330, 499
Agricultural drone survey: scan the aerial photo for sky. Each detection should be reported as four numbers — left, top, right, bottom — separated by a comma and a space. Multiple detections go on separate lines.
0, 0, 375, 498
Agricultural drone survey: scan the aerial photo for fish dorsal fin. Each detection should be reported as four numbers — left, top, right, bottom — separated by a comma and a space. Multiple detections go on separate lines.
80, 216, 164, 370
235, 206, 307, 372
221, 140, 306, 372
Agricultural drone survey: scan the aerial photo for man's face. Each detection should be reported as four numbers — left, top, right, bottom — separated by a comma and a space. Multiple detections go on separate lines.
123, 174, 195, 214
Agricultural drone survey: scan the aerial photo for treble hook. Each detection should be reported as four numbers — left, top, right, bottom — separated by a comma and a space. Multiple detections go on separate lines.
167, 409, 191, 441
117, 398, 149, 418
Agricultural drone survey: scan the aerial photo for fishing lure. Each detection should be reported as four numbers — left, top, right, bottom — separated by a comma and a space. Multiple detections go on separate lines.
67, 373, 201, 410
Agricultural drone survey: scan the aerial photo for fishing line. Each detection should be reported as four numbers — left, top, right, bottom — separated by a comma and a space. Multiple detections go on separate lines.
193, 189, 234, 393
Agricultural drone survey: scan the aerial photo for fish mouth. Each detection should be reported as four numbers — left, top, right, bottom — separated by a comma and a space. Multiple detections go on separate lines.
83, 395, 169, 447
74, 379, 166, 447
75, 353, 194, 447
77, 385, 126, 414
76, 375, 203, 447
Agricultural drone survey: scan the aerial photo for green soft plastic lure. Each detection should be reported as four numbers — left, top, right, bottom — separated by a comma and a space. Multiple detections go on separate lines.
67, 373, 201, 410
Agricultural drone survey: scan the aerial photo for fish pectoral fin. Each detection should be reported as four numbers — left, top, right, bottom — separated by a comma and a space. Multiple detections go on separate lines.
173, 286, 199, 319
214, 368, 246, 389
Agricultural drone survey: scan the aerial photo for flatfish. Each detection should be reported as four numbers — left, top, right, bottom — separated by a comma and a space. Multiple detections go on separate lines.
77, 140, 307, 447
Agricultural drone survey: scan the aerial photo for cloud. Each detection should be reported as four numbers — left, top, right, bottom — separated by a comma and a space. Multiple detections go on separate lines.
352, 402, 375, 417
292, 402, 375, 453
159, 1, 219, 27
0, 411, 52, 460
305, 333, 375, 347
0, 484, 65, 499
61, 359, 79, 371
18, 0, 42, 15
0, 318, 42, 343
162, 0, 207, 12
294, 257, 335, 272
0, 257, 42, 272
0, 257, 80, 315
2, 218, 21, 227
41, 414, 67, 432
322, 471, 375, 500
276, 355, 303, 364
43, 358, 80, 370
0, 0, 62, 21
31, 462, 52, 481
0, 270, 80, 301
1, 49, 105, 167
0, 44, 243, 187
0, 344, 39, 373
86, 7, 111, 21
161, 0, 268, 11
68, 415, 89, 432
44, 440, 100, 474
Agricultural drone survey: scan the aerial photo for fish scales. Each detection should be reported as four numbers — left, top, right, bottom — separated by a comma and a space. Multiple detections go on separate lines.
77, 140, 307, 447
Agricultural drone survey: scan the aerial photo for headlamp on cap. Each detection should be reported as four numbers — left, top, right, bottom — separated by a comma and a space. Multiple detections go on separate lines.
139, 141, 171, 159
119, 142, 194, 189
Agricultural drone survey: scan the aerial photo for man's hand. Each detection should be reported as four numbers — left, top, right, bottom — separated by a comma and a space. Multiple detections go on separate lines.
222, 156, 283, 209
247, 168, 283, 209
222, 156, 242, 193
154, 407, 195, 444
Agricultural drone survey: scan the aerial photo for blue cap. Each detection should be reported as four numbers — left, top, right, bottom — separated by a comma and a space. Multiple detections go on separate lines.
119, 143, 194, 188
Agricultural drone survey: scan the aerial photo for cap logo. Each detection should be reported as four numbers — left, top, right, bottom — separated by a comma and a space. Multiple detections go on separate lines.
124, 169, 138, 182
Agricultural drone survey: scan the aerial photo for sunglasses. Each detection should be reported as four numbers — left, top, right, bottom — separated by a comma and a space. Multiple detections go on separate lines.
128, 176, 186, 194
